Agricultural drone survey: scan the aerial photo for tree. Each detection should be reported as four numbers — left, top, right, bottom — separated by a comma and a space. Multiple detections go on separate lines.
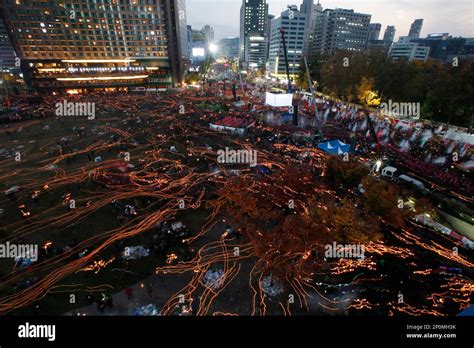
309, 198, 381, 243
424, 62, 474, 127
306, 51, 474, 127
413, 197, 434, 216
325, 156, 368, 191
215, 168, 327, 280
357, 77, 381, 108
215, 163, 379, 280
362, 177, 408, 228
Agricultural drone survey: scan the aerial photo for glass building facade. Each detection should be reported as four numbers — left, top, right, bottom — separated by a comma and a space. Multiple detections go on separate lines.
0, 0, 184, 91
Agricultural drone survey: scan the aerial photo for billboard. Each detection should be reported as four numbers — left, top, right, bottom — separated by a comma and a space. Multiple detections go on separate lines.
265, 92, 293, 107
192, 48, 205, 57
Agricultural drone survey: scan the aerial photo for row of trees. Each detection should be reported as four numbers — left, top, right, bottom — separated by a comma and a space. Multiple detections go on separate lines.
299, 50, 474, 128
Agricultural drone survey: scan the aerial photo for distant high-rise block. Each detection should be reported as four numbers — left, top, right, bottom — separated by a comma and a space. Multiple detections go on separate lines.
368, 23, 382, 42
189, 26, 207, 63
383, 25, 396, 43
202, 25, 215, 43
239, 0, 268, 69
266, 14, 275, 60
217, 37, 240, 59
408, 19, 423, 39
412, 34, 474, 63
389, 36, 430, 62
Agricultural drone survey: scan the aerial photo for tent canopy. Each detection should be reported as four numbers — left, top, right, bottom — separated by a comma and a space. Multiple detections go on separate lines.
317, 139, 350, 156
265, 92, 293, 107
458, 304, 474, 316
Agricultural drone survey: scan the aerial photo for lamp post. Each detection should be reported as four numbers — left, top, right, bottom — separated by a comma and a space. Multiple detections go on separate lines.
0, 60, 8, 97
202, 43, 217, 92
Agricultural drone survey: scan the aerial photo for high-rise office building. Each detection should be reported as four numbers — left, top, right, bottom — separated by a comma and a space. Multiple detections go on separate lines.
266, 14, 275, 60
0, 0, 184, 90
310, 3, 327, 56
0, 16, 16, 71
365, 39, 392, 53
365, 23, 383, 51
186, 25, 193, 59
383, 25, 396, 43
177, 0, 189, 59
268, 5, 306, 77
189, 27, 207, 63
217, 37, 240, 59
239, 0, 268, 69
367, 23, 382, 42
408, 19, 423, 39
412, 34, 474, 63
300, 0, 323, 56
389, 36, 430, 61
311, 8, 371, 55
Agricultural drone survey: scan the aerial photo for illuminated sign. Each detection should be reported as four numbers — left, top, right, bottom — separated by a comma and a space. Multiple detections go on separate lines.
192, 48, 205, 57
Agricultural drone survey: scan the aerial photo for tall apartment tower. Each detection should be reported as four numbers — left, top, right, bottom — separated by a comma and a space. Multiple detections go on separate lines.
383, 25, 396, 43
239, 0, 268, 69
0, 0, 184, 90
408, 19, 423, 39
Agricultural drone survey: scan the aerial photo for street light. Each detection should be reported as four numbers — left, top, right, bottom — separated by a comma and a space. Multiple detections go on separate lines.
202, 43, 218, 92
370, 160, 383, 174
208, 43, 218, 54
374, 160, 382, 173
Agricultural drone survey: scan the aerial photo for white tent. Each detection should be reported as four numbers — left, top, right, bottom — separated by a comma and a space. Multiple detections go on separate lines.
265, 92, 293, 107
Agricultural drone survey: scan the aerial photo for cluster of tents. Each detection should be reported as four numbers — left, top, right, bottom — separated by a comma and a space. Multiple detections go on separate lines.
317, 139, 350, 156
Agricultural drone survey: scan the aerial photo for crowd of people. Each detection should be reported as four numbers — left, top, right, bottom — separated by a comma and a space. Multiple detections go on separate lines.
1, 77, 472, 195
305, 98, 473, 193
201, 75, 473, 194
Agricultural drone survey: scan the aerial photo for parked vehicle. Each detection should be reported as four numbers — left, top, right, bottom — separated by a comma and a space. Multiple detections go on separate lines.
397, 174, 427, 191
381, 166, 398, 180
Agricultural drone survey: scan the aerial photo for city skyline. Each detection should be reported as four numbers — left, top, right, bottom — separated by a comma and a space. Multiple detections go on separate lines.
187, 0, 474, 41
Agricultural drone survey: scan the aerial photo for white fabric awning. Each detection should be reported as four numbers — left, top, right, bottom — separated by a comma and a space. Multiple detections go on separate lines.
265, 92, 293, 107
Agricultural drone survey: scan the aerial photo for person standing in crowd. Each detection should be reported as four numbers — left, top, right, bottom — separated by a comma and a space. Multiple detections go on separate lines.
125, 287, 133, 300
